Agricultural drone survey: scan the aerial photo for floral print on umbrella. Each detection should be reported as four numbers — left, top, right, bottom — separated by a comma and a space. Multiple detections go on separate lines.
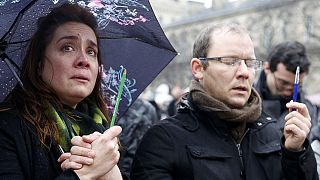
101, 65, 137, 109
79, 0, 149, 28
0, 0, 149, 29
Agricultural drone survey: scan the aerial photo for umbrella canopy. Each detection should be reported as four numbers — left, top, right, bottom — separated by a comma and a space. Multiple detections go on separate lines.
0, 0, 177, 119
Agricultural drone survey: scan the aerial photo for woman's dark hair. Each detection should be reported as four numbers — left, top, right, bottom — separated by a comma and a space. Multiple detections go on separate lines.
6, 3, 110, 147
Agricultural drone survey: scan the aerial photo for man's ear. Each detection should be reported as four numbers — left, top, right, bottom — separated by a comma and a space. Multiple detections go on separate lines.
191, 58, 204, 81
263, 62, 271, 74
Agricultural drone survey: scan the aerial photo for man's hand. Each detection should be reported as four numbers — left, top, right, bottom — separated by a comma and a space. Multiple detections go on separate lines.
284, 101, 311, 151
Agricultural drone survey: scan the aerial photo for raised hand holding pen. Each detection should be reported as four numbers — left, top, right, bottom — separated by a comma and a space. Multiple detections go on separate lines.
284, 101, 311, 151
283, 66, 311, 151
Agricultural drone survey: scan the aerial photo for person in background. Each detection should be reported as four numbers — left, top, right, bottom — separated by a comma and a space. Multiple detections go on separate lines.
167, 85, 184, 116
149, 99, 163, 120
311, 99, 320, 179
254, 41, 320, 140
0, 3, 123, 179
130, 23, 317, 180
117, 98, 159, 175
312, 135, 320, 180
154, 83, 173, 119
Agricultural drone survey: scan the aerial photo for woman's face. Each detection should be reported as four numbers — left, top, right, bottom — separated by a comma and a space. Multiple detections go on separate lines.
41, 22, 99, 108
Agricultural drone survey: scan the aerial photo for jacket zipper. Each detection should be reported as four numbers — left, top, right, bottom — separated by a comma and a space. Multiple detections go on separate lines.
234, 128, 250, 178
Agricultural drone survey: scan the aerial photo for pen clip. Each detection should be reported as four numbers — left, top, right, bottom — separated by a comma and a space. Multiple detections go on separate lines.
294, 66, 300, 84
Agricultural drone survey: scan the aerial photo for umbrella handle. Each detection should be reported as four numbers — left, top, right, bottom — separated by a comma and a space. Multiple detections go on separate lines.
1, 55, 24, 90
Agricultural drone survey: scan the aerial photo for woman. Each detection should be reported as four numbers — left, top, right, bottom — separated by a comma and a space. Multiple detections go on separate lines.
0, 3, 123, 179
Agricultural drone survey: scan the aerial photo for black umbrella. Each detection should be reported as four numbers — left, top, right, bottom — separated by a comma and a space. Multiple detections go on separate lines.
0, 0, 177, 119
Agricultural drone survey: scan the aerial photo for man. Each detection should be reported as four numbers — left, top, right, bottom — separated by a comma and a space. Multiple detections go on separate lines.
254, 41, 319, 140
130, 23, 317, 180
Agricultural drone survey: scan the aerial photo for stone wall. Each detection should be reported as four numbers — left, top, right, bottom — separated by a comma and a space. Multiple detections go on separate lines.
150, 0, 320, 96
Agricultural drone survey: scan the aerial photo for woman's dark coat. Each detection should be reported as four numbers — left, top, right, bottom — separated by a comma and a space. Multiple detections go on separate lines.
0, 107, 79, 179
131, 98, 318, 180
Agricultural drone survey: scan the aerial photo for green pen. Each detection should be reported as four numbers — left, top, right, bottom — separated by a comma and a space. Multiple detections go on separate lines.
110, 69, 126, 127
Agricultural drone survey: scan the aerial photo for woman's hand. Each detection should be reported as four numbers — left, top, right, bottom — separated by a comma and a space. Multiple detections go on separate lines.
97, 165, 123, 180
75, 126, 122, 179
59, 126, 122, 179
58, 132, 100, 170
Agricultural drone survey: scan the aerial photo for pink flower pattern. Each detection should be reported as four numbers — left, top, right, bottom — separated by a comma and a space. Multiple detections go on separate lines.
88, 0, 104, 8
62, 0, 149, 29
0, 0, 149, 29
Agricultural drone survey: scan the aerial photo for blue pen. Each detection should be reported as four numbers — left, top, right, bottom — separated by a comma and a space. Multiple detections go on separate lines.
292, 66, 300, 102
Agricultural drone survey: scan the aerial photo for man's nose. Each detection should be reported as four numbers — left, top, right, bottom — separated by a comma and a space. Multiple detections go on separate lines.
281, 88, 293, 97
236, 60, 250, 79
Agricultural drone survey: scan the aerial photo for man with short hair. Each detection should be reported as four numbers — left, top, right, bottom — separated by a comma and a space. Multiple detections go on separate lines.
130, 23, 317, 180
254, 41, 319, 140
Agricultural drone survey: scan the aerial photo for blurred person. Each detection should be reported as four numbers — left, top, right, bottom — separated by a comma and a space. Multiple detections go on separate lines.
311, 102, 320, 179
254, 41, 320, 140
130, 23, 317, 179
167, 85, 184, 116
154, 83, 173, 119
312, 136, 320, 180
140, 88, 163, 120
0, 3, 123, 179
117, 98, 159, 174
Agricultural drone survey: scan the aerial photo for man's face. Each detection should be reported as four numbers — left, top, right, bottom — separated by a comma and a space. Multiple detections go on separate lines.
264, 63, 305, 97
195, 32, 256, 108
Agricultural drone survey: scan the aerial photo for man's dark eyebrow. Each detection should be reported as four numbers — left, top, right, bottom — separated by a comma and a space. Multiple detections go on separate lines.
276, 76, 303, 86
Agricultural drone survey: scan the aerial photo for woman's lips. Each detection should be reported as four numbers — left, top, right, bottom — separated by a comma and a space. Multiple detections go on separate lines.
71, 75, 89, 82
